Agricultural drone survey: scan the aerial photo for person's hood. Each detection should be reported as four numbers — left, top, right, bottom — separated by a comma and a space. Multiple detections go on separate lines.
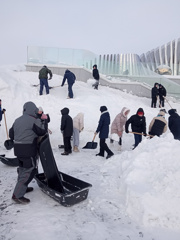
23, 102, 38, 117
168, 109, 177, 115
154, 82, 159, 87
76, 112, 84, 118
61, 107, 69, 115
136, 108, 144, 115
121, 107, 130, 117
100, 106, 107, 113
65, 69, 70, 74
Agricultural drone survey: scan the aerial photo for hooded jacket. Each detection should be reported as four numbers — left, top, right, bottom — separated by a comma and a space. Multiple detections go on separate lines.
125, 108, 146, 134
151, 83, 159, 98
73, 113, 84, 131
39, 66, 52, 79
96, 107, 110, 139
168, 109, 180, 140
60, 108, 73, 137
61, 70, 76, 86
9, 102, 47, 158
111, 107, 130, 136
149, 111, 167, 136
92, 68, 100, 80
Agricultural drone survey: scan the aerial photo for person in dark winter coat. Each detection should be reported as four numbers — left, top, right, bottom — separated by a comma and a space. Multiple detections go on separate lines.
158, 84, 166, 107
149, 110, 167, 137
9, 101, 47, 204
0, 99, 6, 126
60, 107, 73, 155
125, 108, 147, 149
92, 64, 100, 90
39, 66, 53, 95
168, 109, 180, 140
61, 70, 76, 98
95, 106, 114, 159
151, 83, 159, 108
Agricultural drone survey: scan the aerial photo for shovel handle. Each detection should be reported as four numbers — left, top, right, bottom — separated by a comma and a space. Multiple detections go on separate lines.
164, 97, 173, 108
129, 131, 154, 137
92, 133, 97, 142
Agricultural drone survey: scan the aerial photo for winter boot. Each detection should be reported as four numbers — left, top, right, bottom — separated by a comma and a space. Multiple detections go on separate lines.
26, 187, 34, 193
12, 194, 30, 204
73, 146, 79, 152
61, 152, 69, 155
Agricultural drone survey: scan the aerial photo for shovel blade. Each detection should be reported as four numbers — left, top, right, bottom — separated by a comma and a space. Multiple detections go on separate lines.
4, 139, 14, 150
83, 141, 97, 149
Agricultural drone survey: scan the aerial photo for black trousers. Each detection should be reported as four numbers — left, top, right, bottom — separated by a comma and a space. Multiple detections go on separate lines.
151, 97, 157, 108
63, 136, 72, 152
99, 138, 113, 156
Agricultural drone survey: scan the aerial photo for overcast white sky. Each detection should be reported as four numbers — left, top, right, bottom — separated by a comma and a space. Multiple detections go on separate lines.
0, 0, 180, 65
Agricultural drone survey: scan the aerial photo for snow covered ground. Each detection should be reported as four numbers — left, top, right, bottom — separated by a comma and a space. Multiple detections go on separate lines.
0, 64, 180, 240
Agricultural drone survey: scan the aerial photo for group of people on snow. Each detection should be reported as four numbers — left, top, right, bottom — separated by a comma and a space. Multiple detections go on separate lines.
38, 64, 99, 98
151, 83, 167, 108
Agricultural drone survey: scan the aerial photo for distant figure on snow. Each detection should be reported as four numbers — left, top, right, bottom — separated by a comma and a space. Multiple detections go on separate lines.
110, 107, 130, 151
0, 99, 6, 126
151, 83, 159, 108
149, 109, 167, 137
92, 64, 100, 90
73, 112, 84, 152
158, 84, 166, 107
168, 109, 180, 140
38, 65, 53, 95
125, 108, 147, 149
95, 106, 114, 159
60, 107, 73, 155
61, 70, 76, 99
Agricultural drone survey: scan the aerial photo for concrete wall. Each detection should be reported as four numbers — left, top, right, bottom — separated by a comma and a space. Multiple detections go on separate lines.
26, 64, 151, 98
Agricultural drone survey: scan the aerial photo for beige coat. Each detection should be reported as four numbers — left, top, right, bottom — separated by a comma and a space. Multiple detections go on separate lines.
73, 113, 84, 131
149, 111, 167, 133
111, 107, 130, 136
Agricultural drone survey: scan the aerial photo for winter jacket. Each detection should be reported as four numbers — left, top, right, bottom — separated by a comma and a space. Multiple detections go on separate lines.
61, 70, 76, 86
125, 108, 146, 134
151, 83, 159, 98
159, 85, 166, 97
60, 108, 73, 137
149, 111, 167, 136
73, 113, 84, 131
111, 107, 130, 136
92, 68, 100, 80
168, 109, 180, 140
96, 111, 110, 139
9, 102, 47, 158
39, 66, 52, 80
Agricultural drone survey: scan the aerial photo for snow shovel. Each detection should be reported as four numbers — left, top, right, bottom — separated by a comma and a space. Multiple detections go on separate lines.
3, 112, 14, 150
83, 134, 98, 149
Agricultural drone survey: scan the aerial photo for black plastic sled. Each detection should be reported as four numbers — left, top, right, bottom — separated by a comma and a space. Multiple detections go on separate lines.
0, 154, 19, 167
35, 135, 92, 207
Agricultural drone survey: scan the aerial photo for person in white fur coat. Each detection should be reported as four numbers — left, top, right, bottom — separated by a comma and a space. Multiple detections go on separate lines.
73, 113, 84, 152
110, 107, 130, 150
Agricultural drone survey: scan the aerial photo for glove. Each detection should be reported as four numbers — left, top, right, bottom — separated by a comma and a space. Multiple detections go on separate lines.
48, 77, 52, 80
144, 133, 147, 137
125, 130, 129, 134
3, 108, 6, 112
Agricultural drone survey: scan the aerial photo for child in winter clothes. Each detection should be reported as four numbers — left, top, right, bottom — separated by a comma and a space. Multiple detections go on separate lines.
168, 109, 180, 140
149, 110, 167, 137
73, 113, 84, 152
125, 108, 147, 149
110, 107, 130, 150
95, 106, 114, 159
